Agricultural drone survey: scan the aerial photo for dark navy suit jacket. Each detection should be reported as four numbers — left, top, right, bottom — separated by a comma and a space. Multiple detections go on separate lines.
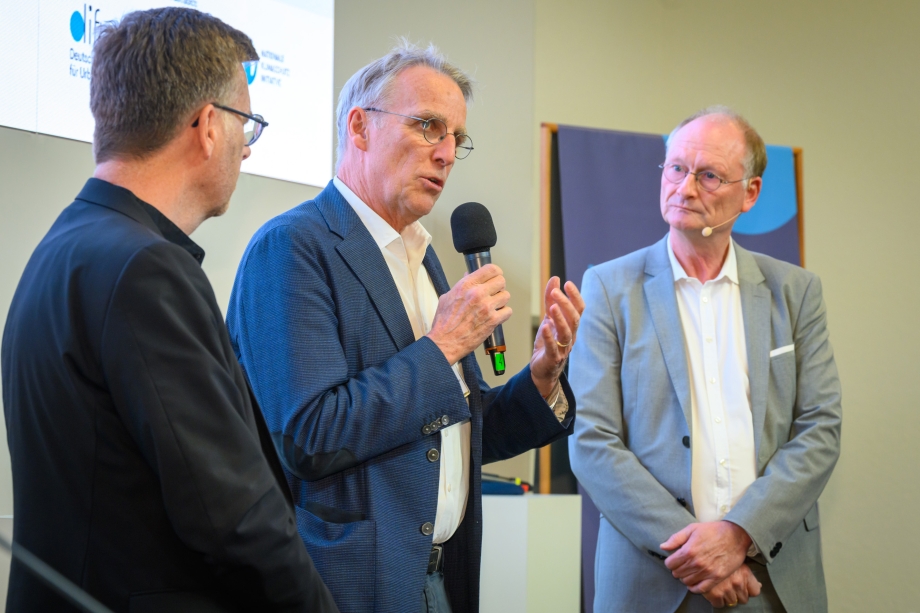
2, 179, 337, 612
227, 182, 575, 612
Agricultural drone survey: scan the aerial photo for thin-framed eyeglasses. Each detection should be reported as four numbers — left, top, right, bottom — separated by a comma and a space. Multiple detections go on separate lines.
192, 103, 269, 146
363, 107, 474, 159
659, 163, 746, 192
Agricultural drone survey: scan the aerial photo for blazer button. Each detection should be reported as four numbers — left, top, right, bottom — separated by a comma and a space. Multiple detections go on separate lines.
422, 425, 432, 435
421, 522, 434, 536
441, 415, 450, 426
427, 448, 440, 462
682, 436, 690, 448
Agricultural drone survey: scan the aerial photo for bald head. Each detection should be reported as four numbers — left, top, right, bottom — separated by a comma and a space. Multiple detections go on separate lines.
666, 106, 767, 179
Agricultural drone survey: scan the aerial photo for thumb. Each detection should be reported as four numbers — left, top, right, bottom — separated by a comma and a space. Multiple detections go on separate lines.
660, 524, 694, 551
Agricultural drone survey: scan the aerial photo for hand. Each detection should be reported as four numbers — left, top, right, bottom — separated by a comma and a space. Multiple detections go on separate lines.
660, 521, 752, 593
530, 277, 584, 397
702, 564, 762, 608
427, 264, 513, 365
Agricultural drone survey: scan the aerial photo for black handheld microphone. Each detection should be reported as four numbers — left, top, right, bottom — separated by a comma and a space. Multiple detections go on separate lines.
450, 202, 506, 376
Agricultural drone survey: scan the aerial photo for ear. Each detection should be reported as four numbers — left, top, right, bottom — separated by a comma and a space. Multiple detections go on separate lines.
346, 106, 371, 153
741, 175, 762, 213
190, 104, 220, 160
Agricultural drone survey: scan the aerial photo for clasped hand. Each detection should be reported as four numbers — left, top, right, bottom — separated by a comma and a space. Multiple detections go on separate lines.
660, 521, 761, 607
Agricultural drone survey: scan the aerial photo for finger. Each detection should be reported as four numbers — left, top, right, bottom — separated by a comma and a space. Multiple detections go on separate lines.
550, 288, 581, 333
661, 525, 693, 551
563, 280, 586, 315
478, 273, 507, 297
468, 264, 504, 284
548, 304, 573, 345
544, 276, 561, 308
486, 288, 511, 309
540, 320, 563, 360
691, 577, 720, 594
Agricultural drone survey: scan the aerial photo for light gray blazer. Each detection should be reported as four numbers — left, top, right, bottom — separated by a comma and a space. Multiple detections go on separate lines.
569, 235, 842, 613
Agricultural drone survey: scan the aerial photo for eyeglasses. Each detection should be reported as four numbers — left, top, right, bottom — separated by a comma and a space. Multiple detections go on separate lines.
363, 108, 474, 159
659, 163, 746, 192
191, 103, 268, 146
214, 104, 268, 146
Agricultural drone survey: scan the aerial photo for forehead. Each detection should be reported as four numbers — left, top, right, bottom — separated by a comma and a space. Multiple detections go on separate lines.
229, 64, 252, 109
667, 116, 745, 169
387, 65, 466, 123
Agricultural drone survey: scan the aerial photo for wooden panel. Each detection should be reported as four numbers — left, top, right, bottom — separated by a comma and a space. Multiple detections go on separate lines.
537, 123, 557, 494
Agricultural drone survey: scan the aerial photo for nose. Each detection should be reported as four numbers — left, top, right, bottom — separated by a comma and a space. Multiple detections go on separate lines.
242, 144, 252, 161
675, 171, 698, 198
432, 135, 456, 166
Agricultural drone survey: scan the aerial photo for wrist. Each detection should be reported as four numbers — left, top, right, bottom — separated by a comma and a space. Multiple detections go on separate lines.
723, 520, 753, 552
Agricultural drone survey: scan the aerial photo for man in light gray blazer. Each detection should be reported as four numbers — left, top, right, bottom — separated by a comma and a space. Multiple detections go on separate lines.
569, 106, 842, 612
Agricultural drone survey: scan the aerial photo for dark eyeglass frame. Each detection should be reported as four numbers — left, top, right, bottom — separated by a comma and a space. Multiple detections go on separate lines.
659, 163, 746, 193
363, 107, 474, 159
191, 103, 269, 146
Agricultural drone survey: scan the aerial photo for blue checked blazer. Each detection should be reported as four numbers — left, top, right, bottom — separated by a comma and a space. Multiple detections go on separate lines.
226, 182, 575, 613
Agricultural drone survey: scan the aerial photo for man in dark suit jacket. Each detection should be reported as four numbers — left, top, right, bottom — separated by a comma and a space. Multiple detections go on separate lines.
226, 41, 584, 613
1, 8, 337, 612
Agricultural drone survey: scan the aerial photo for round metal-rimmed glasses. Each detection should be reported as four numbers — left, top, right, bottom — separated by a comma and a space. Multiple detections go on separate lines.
659, 163, 746, 192
364, 107, 474, 159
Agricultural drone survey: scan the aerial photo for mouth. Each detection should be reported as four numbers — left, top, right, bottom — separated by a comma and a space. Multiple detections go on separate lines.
421, 176, 444, 191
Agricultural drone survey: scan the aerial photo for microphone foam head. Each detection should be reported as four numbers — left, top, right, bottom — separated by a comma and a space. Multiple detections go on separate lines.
451, 202, 497, 254
701, 226, 713, 237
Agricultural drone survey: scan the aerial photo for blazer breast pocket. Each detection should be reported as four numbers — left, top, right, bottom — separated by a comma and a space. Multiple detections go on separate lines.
295, 503, 376, 613
768, 344, 797, 410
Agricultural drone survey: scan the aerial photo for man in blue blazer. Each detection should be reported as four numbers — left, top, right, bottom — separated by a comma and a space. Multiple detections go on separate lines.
227, 41, 583, 613
569, 107, 842, 612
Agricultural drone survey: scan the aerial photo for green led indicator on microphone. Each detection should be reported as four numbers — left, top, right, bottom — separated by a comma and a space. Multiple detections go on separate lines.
490, 351, 505, 376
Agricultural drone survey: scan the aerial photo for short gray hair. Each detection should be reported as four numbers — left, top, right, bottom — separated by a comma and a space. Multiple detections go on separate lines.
335, 38, 474, 169
666, 105, 767, 179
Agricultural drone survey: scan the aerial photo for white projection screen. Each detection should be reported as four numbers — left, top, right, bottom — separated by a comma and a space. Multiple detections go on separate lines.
0, 0, 334, 187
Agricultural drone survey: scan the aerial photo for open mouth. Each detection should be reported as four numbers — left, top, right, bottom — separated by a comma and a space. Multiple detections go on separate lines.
422, 176, 444, 190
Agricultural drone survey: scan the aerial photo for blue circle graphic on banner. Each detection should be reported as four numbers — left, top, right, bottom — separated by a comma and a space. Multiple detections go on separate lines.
733, 145, 797, 235
70, 11, 85, 42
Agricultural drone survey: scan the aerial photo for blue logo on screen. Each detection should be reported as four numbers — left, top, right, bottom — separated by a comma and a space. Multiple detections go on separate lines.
243, 61, 258, 85
71, 5, 101, 45
70, 11, 85, 41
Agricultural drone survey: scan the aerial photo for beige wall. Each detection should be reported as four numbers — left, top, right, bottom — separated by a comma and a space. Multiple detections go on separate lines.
0, 0, 915, 609
534, 0, 920, 610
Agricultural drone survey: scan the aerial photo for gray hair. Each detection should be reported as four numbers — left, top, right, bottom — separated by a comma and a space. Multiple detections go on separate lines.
665, 105, 768, 179
335, 38, 474, 169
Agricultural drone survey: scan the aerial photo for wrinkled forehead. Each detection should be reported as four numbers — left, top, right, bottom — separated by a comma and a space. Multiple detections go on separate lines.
667, 116, 746, 166
388, 66, 467, 123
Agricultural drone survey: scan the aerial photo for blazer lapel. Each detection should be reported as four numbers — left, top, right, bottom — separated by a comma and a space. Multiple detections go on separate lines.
422, 246, 450, 296
422, 248, 483, 414
735, 241, 771, 463
315, 182, 416, 351
643, 236, 693, 433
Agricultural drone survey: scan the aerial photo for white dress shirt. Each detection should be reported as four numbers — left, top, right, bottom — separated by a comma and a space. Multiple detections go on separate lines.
334, 177, 470, 544
667, 235, 758, 524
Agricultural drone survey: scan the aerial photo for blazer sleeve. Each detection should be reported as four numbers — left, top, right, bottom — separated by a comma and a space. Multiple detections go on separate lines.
100, 242, 339, 613
228, 223, 471, 482
724, 273, 843, 562
568, 267, 697, 557
478, 362, 575, 465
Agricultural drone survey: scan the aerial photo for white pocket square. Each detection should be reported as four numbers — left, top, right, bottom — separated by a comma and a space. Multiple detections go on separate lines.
769, 344, 795, 358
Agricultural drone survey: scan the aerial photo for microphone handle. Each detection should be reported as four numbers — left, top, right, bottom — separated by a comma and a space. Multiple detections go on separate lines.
463, 251, 506, 375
